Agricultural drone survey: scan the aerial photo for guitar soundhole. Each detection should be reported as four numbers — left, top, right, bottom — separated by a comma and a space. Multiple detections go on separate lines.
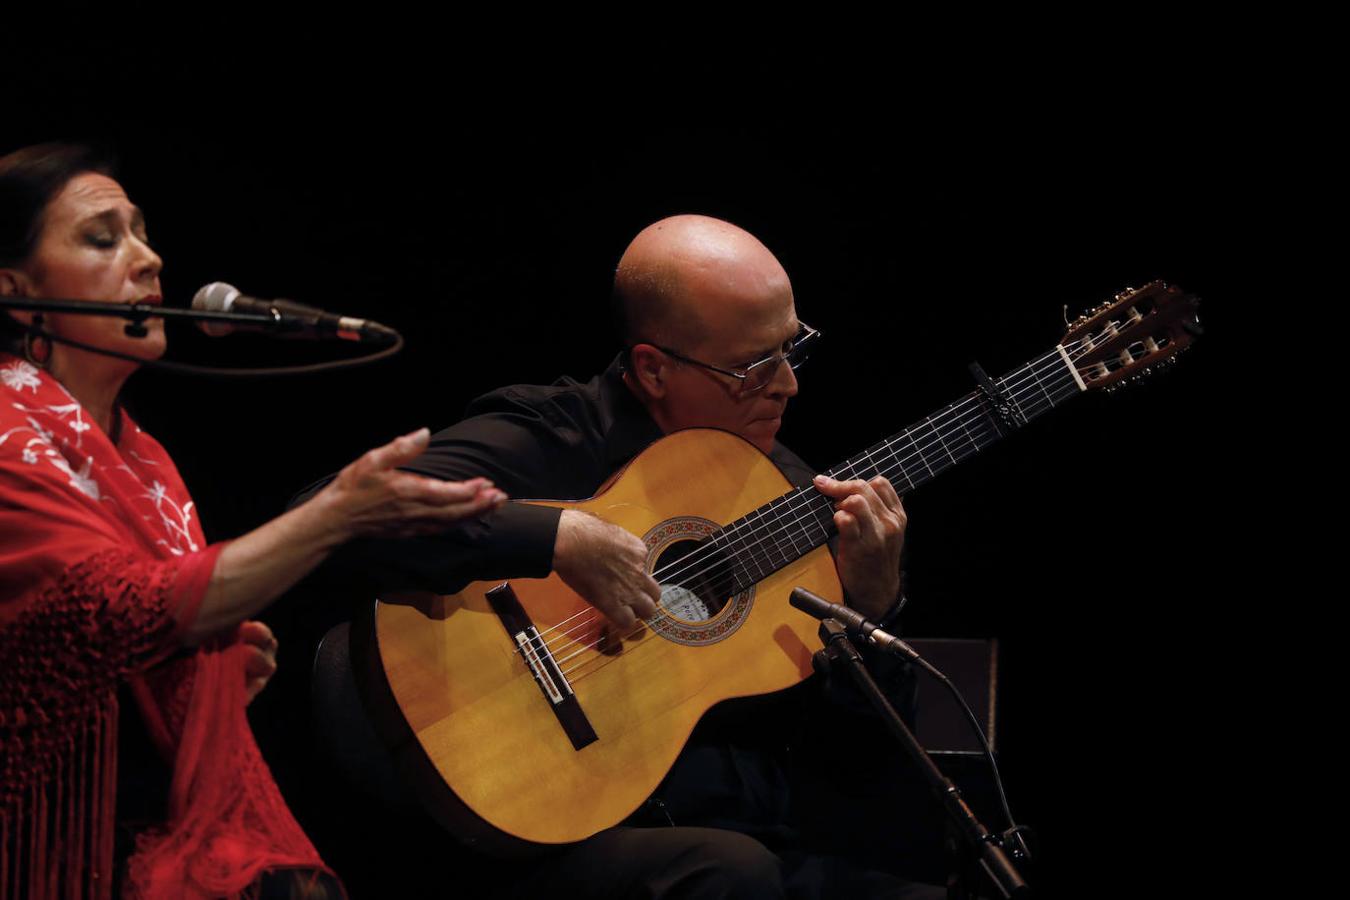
643, 516, 754, 646
653, 539, 733, 623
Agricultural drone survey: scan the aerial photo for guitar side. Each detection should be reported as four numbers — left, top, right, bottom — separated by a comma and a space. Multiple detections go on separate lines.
373, 429, 844, 850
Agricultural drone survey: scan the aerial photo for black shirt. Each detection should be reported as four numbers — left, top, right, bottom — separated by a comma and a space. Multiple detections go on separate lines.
324, 355, 819, 595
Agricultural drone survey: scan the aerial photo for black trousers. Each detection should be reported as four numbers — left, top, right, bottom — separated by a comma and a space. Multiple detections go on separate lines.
500, 826, 946, 900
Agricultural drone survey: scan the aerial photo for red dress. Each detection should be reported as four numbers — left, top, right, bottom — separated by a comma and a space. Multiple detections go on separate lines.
0, 355, 329, 899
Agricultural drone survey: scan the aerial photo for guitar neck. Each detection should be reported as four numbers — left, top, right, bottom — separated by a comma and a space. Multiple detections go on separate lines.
712, 345, 1086, 593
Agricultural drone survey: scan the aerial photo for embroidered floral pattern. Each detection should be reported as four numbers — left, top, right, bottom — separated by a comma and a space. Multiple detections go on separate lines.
0, 359, 41, 393
1, 415, 102, 497
0, 417, 51, 467
0, 360, 201, 544
12, 396, 90, 450
145, 479, 199, 555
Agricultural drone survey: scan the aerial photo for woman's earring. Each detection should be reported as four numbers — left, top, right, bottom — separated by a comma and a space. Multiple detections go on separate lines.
24, 313, 51, 368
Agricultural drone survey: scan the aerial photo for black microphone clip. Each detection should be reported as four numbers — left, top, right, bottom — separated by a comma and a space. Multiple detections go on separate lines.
789, 587, 922, 664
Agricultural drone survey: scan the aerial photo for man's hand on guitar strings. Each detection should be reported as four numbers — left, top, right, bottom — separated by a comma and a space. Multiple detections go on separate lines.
553, 509, 662, 631
812, 474, 906, 620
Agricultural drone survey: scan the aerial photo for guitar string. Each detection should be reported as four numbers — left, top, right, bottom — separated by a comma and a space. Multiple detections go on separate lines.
555, 378, 1092, 683
529, 303, 1174, 658
560, 376, 1087, 681
540, 354, 1095, 670
528, 342, 1090, 660
523, 323, 1151, 666
532, 346, 1092, 667
553, 374, 1088, 679
554, 374, 1057, 694
609, 325, 1152, 596
536, 388, 1014, 662
591, 335, 1097, 604
521, 339, 1091, 656
557, 330, 1165, 684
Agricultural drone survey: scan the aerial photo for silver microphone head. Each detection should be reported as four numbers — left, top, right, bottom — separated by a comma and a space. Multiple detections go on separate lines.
192, 282, 243, 336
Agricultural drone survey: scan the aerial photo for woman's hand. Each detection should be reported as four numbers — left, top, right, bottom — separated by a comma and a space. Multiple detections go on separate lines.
317, 427, 507, 541
191, 428, 507, 645
239, 620, 278, 705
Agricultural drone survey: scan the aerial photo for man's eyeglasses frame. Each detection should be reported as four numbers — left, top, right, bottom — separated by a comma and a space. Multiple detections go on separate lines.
639, 323, 821, 396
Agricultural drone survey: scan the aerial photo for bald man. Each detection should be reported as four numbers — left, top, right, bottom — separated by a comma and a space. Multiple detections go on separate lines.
345, 216, 905, 629
303, 216, 936, 899
610, 216, 905, 621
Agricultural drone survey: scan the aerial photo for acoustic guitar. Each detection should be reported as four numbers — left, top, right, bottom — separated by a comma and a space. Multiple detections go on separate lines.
365, 282, 1200, 853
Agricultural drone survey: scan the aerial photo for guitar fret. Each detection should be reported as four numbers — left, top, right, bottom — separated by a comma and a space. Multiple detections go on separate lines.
764, 495, 798, 572
928, 415, 958, 466
1026, 360, 1056, 406
890, 447, 918, 491
956, 399, 984, 455
908, 429, 936, 479
714, 533, 754, 592
729, 510, 769, 585
997, 374, 1030, 426
790, 495, 821, 556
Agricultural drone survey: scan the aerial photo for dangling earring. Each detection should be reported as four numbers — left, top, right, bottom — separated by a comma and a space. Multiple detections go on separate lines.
24, 313, 51, 368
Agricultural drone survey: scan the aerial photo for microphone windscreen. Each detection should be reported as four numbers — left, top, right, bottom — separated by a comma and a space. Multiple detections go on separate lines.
192, 282, 242, 336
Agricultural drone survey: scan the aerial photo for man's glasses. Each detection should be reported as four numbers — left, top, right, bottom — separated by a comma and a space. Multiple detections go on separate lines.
647, 323, 821, 395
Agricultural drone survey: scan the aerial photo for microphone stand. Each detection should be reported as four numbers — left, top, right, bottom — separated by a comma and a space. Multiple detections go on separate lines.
1, 296, 295, 337
1, 297, 403, 377
811, 617, 1031, 899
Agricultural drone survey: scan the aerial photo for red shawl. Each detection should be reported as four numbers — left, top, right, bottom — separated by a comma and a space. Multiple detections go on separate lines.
0, 354, 328, 899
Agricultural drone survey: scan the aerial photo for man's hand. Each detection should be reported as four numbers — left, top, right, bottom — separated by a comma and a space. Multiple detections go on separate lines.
238, 620, 278, 705
813, 474, 906, 620
553, 509, 661, 630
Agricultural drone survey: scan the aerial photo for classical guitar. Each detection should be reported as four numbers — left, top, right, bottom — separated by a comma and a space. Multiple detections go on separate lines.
365, 282, 1200, 853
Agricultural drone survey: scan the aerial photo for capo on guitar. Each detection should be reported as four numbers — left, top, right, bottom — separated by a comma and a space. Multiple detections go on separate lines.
969, 361, 1025, 436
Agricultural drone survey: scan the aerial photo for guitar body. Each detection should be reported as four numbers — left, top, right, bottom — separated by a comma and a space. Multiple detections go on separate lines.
373, 429, 843, 850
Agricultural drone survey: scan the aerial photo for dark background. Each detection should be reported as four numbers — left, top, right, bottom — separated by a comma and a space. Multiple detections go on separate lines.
11, 57, 1244, 898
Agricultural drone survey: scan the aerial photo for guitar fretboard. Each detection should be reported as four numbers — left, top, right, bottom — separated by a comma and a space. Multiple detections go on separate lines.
693, 346, 1084, 594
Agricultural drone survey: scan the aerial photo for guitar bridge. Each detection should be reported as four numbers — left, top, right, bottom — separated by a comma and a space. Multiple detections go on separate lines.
514, 625, 570, 705
486, 583, 599, 751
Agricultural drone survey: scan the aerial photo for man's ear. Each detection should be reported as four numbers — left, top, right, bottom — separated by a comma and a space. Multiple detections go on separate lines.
627, 344, 669, 399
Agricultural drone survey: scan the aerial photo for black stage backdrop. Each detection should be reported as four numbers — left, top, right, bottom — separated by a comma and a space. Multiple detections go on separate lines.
8, 68, 1246, 898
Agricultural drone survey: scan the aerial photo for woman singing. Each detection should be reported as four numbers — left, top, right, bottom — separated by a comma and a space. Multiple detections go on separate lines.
0, 143, 503, 899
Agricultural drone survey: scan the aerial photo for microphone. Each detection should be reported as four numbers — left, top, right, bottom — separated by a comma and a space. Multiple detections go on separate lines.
191, 282, 399, 344
789, 587, 922, 663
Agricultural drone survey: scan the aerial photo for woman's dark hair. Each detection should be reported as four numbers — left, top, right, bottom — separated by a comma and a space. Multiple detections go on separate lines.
0, 142, 118, 350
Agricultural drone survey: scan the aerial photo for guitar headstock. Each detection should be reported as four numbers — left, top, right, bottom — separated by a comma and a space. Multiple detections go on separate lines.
1062, 281, 1201, 390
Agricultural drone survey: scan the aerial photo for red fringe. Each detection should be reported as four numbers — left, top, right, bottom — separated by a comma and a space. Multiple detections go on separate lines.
1, 694, 116, 900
